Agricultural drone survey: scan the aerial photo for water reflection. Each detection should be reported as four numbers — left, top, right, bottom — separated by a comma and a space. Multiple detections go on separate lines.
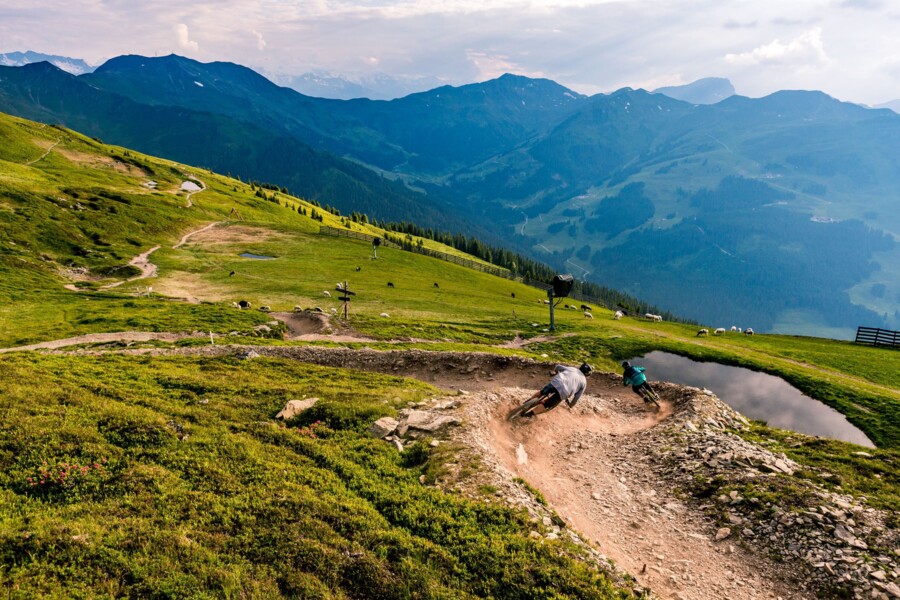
239, 252, 276, 260
627, 351, 874, 448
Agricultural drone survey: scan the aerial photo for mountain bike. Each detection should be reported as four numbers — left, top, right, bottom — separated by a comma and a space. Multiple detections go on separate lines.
507, 394, 550, 421
636, 383, 661, 409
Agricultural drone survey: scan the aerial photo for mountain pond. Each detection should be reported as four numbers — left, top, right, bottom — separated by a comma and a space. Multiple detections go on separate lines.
239, 253, 276, 260
626, 351, 874, 447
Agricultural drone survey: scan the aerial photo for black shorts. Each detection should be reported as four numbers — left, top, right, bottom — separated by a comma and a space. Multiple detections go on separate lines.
539, 383, 563, 409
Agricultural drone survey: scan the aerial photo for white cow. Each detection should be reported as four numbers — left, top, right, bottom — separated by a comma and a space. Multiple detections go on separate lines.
614, 310, 624, 320
714, 327, 726, 336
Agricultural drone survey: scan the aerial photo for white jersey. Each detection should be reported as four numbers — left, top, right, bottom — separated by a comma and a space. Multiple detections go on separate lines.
550, 365, 586, 404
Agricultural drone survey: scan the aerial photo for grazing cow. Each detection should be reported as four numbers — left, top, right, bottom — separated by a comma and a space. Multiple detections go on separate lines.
387, 282, 395, 288
293, 306, 303, 313
511, 292, 516, 298
645, 313, 663, 322
745, 328, 755, 336
614, 310, 624, 320
355, 266, 361, 272
697, 328, 709, 337
584, 311, 594, 319
380, 312, 390, 318
730, 326, 737, 332
229, 270, 235, 277
581, 304, 592, 312
714, 327, 726, 335
434, 282, 440, 288
259, 306, 271, 312
323, 291, 331, 297
543, 299, 550, 305
238, 300, 251, 310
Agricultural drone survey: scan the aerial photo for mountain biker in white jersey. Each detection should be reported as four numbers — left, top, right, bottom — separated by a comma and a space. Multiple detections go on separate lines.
522, 362, 593, 417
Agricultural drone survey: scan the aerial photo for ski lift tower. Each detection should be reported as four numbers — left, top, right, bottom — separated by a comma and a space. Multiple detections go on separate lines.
548, 274, 574, 332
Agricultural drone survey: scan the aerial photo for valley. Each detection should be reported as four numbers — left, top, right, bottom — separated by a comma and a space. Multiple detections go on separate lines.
1, 56, 899, 335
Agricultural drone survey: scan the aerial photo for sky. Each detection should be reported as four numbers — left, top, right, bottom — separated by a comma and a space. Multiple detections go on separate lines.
2, 0, 900, 104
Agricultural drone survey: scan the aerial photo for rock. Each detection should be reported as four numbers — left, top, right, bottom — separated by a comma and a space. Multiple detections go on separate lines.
402, 410, 461, 433
715, 527, 732, 541
433, 399, 461, 410
253, 324, 272, 334
429, 440, 440, 448
276, 398, 319, 420
369, 417, 399, 438
881, 582, 900, 598
391, 439, 404, 452
591, 492, 603, 501
853, 451, 874, 458
235, 349, 259, 360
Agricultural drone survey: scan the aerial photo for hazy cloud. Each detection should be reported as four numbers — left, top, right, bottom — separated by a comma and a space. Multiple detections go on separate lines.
835, 0, 883, 10
723, 19, 757, 29
252, 30, 267, 51
724, 27, 828, 66
175, 23, 199, 52
1, 0, 899, 104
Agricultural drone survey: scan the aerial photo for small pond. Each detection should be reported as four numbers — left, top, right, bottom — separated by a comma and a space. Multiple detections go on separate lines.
239, 252, 276, 260
626, 351, 874, 447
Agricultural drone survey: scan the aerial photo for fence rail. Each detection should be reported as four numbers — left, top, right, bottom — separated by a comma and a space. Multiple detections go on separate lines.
319, 225, 620, 312
855, 326, 900, 349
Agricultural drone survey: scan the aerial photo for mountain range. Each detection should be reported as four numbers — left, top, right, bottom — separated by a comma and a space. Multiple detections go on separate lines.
0, 53, 898, 337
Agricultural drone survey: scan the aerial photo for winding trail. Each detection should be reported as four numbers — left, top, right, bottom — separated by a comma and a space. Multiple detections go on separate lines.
26, 137, 61, 166
174, 221, 222, 249
0, 331, 201, 354
183, 177, 206, 208
100, 245, 160, 289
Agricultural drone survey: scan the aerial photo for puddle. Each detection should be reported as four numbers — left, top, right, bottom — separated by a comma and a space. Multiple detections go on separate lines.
626, 351, 874, 447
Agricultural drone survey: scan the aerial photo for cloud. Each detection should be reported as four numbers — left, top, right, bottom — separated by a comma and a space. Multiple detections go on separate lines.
723, 19, 757, 29
835, 0, 883, 9
724, 27, 828, 66
252, 29, 266, 51
465, 50, 546, 81
175, 23, 199, 52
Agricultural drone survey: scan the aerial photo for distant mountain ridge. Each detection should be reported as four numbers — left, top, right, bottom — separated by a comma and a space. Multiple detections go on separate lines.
652, 77, 735, 104
0, 50, 95, 75
1, 54, 898, 336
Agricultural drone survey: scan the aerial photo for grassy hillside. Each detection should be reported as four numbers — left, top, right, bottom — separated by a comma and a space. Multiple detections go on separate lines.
1, 111, 898, 596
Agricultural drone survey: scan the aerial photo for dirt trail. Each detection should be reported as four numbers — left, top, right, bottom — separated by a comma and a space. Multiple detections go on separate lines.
26, 137, 61, 165
101, 245, 160, 289
183, 177, 206, 208
0, 331, 201, 354
173, 221, 222, 249
496, 405, 800, 598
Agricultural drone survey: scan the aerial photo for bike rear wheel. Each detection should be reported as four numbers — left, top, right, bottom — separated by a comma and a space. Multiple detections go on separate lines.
640, 386, 660, 409
507, 395, 546, 421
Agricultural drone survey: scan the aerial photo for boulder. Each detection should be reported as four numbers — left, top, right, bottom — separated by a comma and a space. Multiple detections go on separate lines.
369, 417, 399, 438
402, 410, 461, 433
276, 398, 319, 420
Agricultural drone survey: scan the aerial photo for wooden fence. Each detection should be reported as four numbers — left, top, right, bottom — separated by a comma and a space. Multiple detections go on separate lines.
855, 326, 900, 349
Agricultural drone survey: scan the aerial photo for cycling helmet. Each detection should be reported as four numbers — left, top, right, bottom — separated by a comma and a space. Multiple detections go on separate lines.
621, 361, 631, 368
579, 362, 594, 376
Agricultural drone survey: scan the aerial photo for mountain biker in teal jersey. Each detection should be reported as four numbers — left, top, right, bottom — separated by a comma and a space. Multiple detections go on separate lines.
621, 361, 658, 403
